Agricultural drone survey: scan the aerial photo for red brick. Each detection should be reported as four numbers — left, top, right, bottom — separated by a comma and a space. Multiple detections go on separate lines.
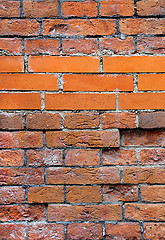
103, 185, 138, 202
138, 74, 165, 91
29, 223, 65, 240
105, 223, 141, 239
65, 149, 100, 166
0, 56, 23, 72
0, 74, 58, 90
46, 167, 120, 184
66, 186, 101, 203
68, 223, 102, 240
0, 0, 20, 17
0, 168, 44, 185
0, 132, 43, 148
143, 223, 165, 240
28, 186, 64, 203
23, 0, 58, 18
102, 149, 137, 165
27, 113, 61, 130
100, 37, 135, 55
0, 93, 41, 110
125, 203, 165, 221
46, 130, 120, 148
63, 74, 133, 91
48, 204, 122, 221
102, 112, 136, 129
123, 167, 165, 184
62, 0, 97, 17
27, 149, 63, 167
137, 37, 165, 54
122, 130, 165, 147
24, 38, 60, 55
43, 19, 116, 36
62, 39, 98, 55
45, 94, 116, 110
0, 113, 24, 130
138, 112, 165, 128
0, 38, 22, 55
140, 149, 165, 165
0, 224, 27, 240
119, 18, 165, 35
0, 186, 25, 204
0, 19, 40, 36
141, 185, 165, 202
0, 205, 45, 221
137, 0, 165, 16
0, 150, 24, 166
64, 113, 99, 129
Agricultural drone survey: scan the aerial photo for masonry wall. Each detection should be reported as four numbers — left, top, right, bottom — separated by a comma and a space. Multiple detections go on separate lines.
0, 0, 165, 239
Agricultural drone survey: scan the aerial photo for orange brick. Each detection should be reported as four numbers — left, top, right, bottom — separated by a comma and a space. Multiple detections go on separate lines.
45, 93, 116, 110
0, 186, 25, 204
29, 56, 100, 73
0, 150, 24, 166
138, 74, 165, 90
137, 0, 165, 16
119, 93, 165, 110
0, 113, 24, 130
103, 56, 165, 72
140, 149, 165, 165
141, 185, 165, 202
0, 224, 27, 240
0, 38, 22, 55
137, 37, 165, 54
0, 0, 20, 17
143, 223, 165, 240
0, 56, 23, 72
63, 74, 133, 91
0, 93, 41, 110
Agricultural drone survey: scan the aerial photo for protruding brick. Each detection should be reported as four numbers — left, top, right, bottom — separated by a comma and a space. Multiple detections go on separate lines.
0, 224, 27, 240
137, 0, 165, 16
0, 56, 23, 72
141, 185, 165, 202
0, 1, 20, 17
137, 37, 165, 54
0, 38, 22, 55
140, 149, 165, 165
0, 150, 24, 166
143, 223, 165, 240
0, 186, 25, 204
0, 113, 24, 130
138, 112, 165, 128
138, 74, 165, 91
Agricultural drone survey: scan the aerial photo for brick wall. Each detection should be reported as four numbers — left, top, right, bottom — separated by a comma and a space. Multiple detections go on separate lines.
0, 0, 165, 239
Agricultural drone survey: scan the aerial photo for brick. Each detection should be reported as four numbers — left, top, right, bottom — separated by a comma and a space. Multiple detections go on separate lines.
140, 149, 165, 165
0, 93, 41, 110
0, 168, 44, 185
119, 93, 165, 110
46, 167, 120, 184
125, 203, 165, 221
141, 185, 165, 202
63, 74, 133, 91
137, 0, 165, 16
66, 186, 101, 203
0, 150, 24, 166
119, 18, 165, 35
105, 223, 141, 240
24, 38, 60, 55
29, 223, 65, 240
102, 149, 137, 165
100, 37, 135, 55
143, 223, 165, 240
137, 37, 165, 54
0, 113, 24, 130
0, 205, 45, 221
68, 223, 102, 240
64, 113, 99, 129
46, 130, 120, 148
0, 19, 40, 36
122, 130, 165, 147
0, 0, 20, 17
0, 38, 22, 55
102, 112, 136, 129
43, 19, 116, 36
103, 56, 165, 73
48, 204, 122, 221
27, 113, 61, 130
62, 39, 98, 55
0, 186, 25, 204
65, 149, 100, 166
28, 186, 64, 203
103, 185, 138, 202
0, 132, 43, 148
138, 112, 165, 128
45, 93, 116, 110
27, 150, 63, 167
23, 0, 58, 18
62, 0, 97, 17
0, 224, 27, 240
123, 167, 165, 184
138, 74, 165, 91
29, 56, 100, 73
0, 74, 58, 90
0, 56, 23, 72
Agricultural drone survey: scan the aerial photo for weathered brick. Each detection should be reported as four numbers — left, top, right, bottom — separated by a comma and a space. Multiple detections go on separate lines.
0, 113, 24, 130
0, 186, 25, 204
0, 38, 22, 55
138, 74, 165, 91
141, 185, 165, 202
0, 224, 27, 240
0, 150, 24, 166
0, 0, 20, 17
137, 37, 165, 54
140, 149, 165, 165
138, 112, 165, 128
143, 223, 165, 240
137, 0, 165, 16
0, 56, 23, 72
